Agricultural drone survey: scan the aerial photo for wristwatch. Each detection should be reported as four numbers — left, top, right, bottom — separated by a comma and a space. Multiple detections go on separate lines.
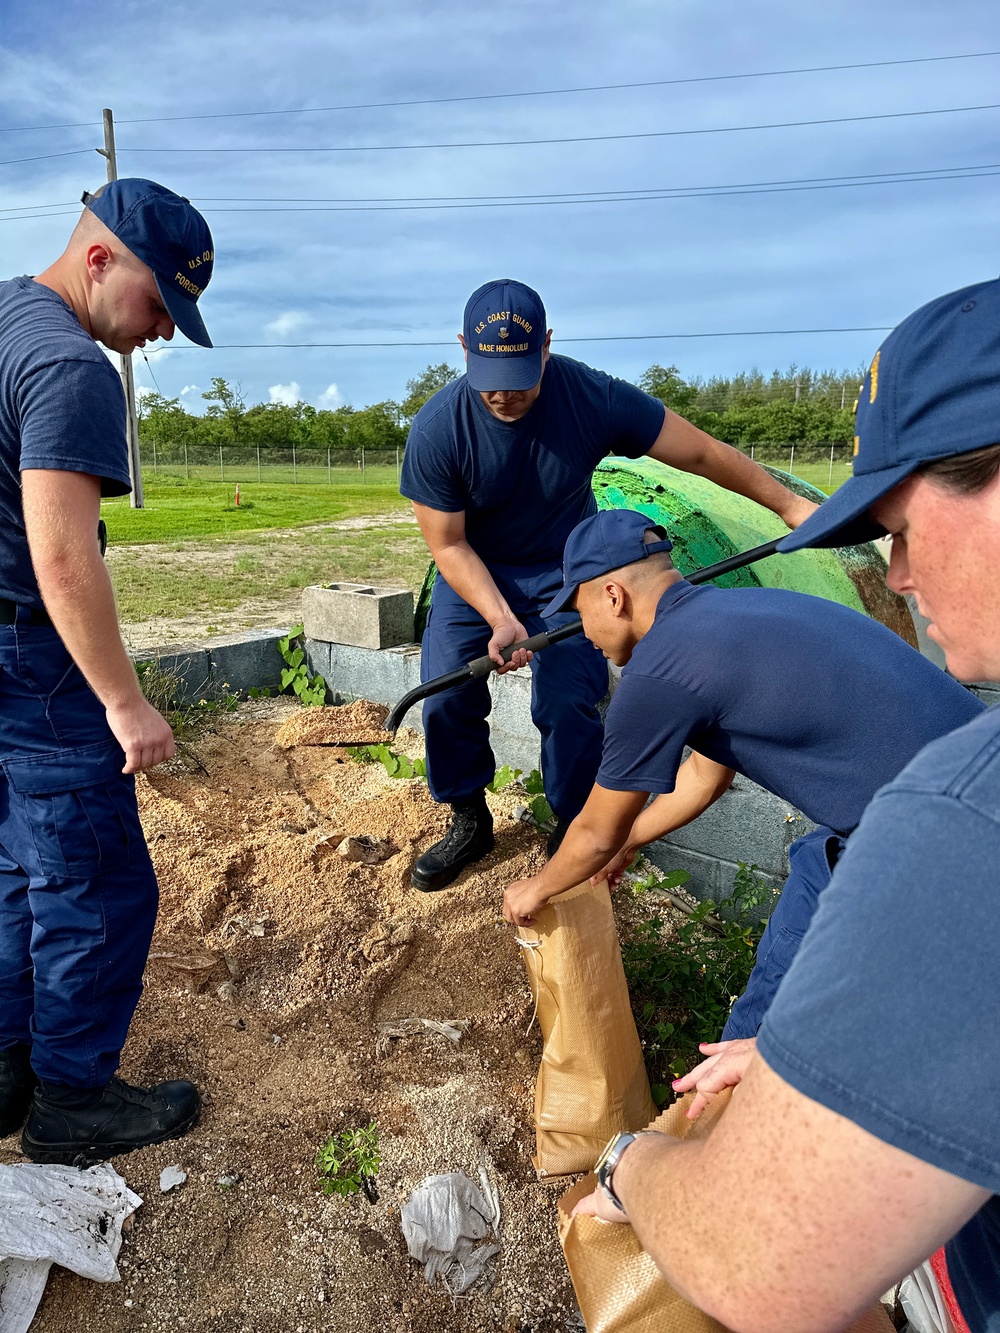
595, 1129, 664, 1212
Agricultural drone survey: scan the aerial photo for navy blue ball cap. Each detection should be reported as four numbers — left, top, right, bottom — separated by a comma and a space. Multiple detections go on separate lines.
779, 277, 1000, 552
86, 178, 214, 348
543, 509, 674, 617
463, 279, 546, 391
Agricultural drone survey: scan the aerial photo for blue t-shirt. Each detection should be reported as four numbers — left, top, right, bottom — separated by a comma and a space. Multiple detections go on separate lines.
597, 579, 983, 834
399, 354, 665, 565
758, 706, 1000, 1331
0, 276, 131, 608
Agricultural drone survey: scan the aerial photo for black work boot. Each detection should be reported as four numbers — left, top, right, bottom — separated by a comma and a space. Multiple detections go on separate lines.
411, 794, 495, 892
22, 1075, 201, 1166
0, 1044, 38, 1138
546, 817, 571, 859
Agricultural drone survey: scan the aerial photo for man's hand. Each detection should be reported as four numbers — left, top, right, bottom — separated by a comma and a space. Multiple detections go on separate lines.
591, 843, 638, 891
503, 874, 552, 926
671, 1037, 757, 1120
571, 1186, 631, 1225
488, 616, 532, 674
106, 696, 176, 773
780, 494, 821, 529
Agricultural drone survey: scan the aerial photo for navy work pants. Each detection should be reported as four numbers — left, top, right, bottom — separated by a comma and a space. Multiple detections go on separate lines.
420, 562, 609, 821
0, 613, 159, 1087
722, 825, 847, 1040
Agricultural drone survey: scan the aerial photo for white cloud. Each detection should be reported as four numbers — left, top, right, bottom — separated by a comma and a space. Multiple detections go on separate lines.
317, 383, 343, 409
265, 311, 311, 340
134, 384, 156, 403
180, 384, 202, 397
269, 381, 302, 407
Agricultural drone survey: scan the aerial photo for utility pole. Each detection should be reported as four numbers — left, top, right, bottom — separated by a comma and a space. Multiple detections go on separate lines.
96, 108, 144, 508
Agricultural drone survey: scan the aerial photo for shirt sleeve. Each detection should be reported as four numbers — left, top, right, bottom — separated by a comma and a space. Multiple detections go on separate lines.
605, 379, 667, 459
598, 672, 713, 794
758, 783, 1000, 1194
18, 356, 131, 496
399, 417, 466, 513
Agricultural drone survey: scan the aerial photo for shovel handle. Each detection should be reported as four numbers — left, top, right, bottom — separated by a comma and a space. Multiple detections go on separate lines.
466, 620, 584, 678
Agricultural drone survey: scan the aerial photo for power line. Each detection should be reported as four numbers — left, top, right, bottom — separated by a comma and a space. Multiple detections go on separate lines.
0, 149, 95, 168
120, 100, 1000, 156
3, 48, 999, 133
146, 327, 895, 353
195, 167, 1000, 213
4, 163, 996, 226
188, 162, 999, 203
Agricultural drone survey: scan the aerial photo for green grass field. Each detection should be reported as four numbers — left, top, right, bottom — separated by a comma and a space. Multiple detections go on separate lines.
101, 475, 408, 543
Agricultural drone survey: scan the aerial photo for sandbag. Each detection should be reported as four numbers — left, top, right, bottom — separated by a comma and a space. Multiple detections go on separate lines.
517, 878, 656, 1178
557, 1090, 895, 1333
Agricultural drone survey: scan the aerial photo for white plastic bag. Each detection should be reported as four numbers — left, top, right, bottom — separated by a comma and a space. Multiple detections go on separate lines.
400, 1171, 500, 1296
898, 1260, 956, 1333
0, 1162, 141, 1333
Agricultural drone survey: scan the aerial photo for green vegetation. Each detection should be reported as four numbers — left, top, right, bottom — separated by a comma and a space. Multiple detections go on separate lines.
622, 862, 775, 1102
135, 658, 239, 737
109, 520, 428, 624
315, 1123, 381, 1199
639, 362, 860, 445
348, 743, 427, 780
278, 624, 327, 706
101, 477, 407, 544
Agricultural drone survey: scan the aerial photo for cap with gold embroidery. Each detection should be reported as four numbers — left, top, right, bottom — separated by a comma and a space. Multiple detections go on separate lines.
778, 278, 1000, 551
85, 178, 214, 348
462, 279, 546, 392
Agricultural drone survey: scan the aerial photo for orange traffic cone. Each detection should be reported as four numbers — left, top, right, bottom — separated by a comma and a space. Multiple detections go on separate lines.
234, 483, 240, 507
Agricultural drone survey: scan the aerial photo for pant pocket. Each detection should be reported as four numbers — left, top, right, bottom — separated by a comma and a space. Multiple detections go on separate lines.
3, 740, 135, 876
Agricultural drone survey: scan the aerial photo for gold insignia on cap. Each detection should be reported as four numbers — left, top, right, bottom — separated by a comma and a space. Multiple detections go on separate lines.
869, 350, 880, 404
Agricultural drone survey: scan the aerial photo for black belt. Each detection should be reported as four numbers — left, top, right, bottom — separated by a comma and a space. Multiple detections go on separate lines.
0, 600, 53, 626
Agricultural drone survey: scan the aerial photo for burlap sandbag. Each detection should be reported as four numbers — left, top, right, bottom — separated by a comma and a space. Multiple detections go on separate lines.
517, 879, 656, 1178
557, 1089, 895, 1333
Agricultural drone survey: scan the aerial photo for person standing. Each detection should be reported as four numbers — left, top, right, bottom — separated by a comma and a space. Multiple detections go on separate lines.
400, 278, 818, 891
0, 179, 213, 1163
570, 279, 1000, 1332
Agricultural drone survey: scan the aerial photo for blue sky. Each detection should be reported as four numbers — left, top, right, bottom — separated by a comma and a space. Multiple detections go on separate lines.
2, 0, 998, 412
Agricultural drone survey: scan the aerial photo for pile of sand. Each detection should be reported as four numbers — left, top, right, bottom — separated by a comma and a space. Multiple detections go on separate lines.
273, 698, 391, 749
6, 699, 584, 1333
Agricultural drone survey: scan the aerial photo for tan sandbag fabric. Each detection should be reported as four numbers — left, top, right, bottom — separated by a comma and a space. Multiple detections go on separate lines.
557, 1089, 895, 1333
517, 879, 656, 1178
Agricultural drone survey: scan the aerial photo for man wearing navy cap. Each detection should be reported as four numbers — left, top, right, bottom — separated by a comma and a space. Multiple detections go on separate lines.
0, 180, 212, 1162
562, 281, 1000, 1333
501, 506, 980, 1043
401, 278, 819, 891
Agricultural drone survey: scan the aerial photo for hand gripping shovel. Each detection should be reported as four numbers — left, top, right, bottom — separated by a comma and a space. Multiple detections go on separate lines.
374, 536, 783, 739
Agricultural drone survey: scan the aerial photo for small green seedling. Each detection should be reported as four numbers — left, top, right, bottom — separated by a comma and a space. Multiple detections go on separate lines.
487, 764, 522, 793
278, 624, 327, 707
315, 1122, 381, 1199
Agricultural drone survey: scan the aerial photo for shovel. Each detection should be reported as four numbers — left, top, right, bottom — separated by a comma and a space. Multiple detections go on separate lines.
368, 535, 784, 739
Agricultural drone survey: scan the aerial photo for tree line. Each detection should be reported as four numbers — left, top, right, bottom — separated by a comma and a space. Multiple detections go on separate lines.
138, 361, 863, 454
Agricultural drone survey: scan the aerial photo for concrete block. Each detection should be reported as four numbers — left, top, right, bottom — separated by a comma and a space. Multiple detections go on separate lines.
206, 629, 287, 697
302, 583, 414, 650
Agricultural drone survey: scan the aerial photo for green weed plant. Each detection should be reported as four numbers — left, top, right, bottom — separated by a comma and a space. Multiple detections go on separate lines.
348, 743, 426, 780
315, 1123, 381, 1199
278, 624, 327, 706
623, 862, 775, 1102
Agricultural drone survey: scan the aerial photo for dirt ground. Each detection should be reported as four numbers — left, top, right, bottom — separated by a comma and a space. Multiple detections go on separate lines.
0, 698, 591, 1333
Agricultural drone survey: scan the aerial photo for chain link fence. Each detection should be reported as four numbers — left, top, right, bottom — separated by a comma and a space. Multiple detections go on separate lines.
137, 442, 403, 485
